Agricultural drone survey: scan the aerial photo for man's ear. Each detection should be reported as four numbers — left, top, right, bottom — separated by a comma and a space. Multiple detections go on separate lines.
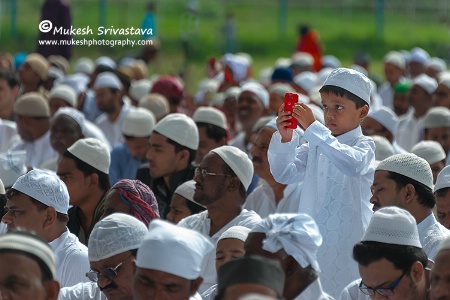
190, 277, 203, 296
410, 261, 424, 283
43, 207, 58, 230
403, 183, 416, 204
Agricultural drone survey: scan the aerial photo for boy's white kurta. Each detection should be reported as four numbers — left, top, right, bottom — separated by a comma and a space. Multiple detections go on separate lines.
268, 121, 375, 297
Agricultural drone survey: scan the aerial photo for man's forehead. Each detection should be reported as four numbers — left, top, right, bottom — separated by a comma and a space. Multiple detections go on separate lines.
201, 152, 222, 166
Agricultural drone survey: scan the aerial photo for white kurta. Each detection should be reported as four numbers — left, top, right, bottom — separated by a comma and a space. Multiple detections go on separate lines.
95, 102, 132, 148
378, 82, 394, 110
58, 282, 106, 300
295, 279, 335, 300
244, 179, 303, 218
418, 213, 450, 261
49, 229, 90, 288
395, 112, 425, 151
10, 130, 58, 168
0, 119, 18, 153
177, 209, 262, 294
338, 279, 369, 300
268, 122, 375, 297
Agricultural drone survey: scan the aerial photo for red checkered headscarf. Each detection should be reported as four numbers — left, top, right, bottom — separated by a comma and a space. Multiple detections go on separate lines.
111, 179, 159, 226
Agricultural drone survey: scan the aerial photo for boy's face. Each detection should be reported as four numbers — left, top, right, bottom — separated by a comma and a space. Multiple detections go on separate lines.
321, 92, 368, 137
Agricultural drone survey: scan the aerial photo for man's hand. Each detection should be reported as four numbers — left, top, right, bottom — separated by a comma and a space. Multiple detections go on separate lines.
277, 104, 294, 143
292, 103, 316, 130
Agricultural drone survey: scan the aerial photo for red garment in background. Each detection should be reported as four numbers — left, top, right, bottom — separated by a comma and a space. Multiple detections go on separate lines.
297, 30, 322, 72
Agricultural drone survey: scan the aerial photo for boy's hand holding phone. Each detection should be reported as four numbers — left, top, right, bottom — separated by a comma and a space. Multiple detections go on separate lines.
277, 92, 298, 143
292, 102, 316, 130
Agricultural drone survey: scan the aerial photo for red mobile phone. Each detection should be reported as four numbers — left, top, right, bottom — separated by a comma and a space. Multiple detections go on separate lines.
284, 92, 298, 129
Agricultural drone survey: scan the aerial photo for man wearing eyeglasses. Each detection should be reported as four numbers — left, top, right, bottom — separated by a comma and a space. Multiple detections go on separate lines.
244, 118, 305, 218
59, 213, 148, 300
178, 145, 261, 294
340, 206, 430, 300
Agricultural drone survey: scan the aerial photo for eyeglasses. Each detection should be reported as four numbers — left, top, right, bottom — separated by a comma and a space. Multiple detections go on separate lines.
194, 167, 229, 178
85, 256, 133, 282
359, 271, 406, 296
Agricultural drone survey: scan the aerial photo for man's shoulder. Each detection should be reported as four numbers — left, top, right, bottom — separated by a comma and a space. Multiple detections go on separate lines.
177, 211, 208, 229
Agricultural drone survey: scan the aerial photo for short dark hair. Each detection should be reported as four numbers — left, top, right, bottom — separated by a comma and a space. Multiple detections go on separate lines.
319, 85, 368, 109
196, 122, 228, 143
123, 134, 150, 140
6, 189, 69, 223
221, 163, 247, 199
353, 241, 428, 274
62, 151, 111, 192
0, 70, 19, 88
387, 171, 435, 209
435, 187, 450, 198
166, 137, 197, 164
0, 194, 7, 218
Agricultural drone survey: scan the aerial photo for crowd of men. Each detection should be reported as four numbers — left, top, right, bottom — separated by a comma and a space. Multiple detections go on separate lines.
1, 46, 450, 300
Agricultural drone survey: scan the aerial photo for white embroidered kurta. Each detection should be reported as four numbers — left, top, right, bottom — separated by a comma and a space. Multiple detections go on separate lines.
58, 282, 106, 300
418, 213, 450, 261
10, 130, 57, 168
244, 179, 303, 218
177, 209, 262, 294
95, 102, 132, 148
49, 229, 90, 288
0, 119, 18, 153
338, 279, 369, 300
268, 122, 375, 297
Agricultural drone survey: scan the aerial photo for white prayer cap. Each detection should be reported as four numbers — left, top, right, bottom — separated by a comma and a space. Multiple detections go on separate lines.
154, 113, 199, 150
413, 74, 438, 94
400, 50, 411, 63
439, 74, 450, 90
210, 93, 226, 108
129, 79, 152, 102
274, 57, 292, 68
122, 107, 155, 137
437, 236, 450, 252
12, 169, 69, 214
0, 231, 56, 278
0, 179, 5, 195
235, 52, 253, 65
211, 145, 254, 191
95, 56, 117, 69
411, 141, 446, 165
193, 106, 227, 130
259, 67, 274, 87
53, 107, 86, 134
48, 66, 64, 81
376, 153, 433, 190
321, 55, 341, 69
423, 107, 450, 128
362, 206, 421, 247
291, 52, 314, 67
74, 57, 94, 75
136, 219, 214, 279
218, 226, 251, 243
173, 180, 205, 208
240, 82, 269, 108
293, 71, 317, 93
434, 165, 450, 192
0, 151, 27, 188
427, 57, 447, 73
14, 92, 49, 117
93, 71, 123, 90
49, 84, 77, 107
322, 68, 372, 104
372, 135, 395, 161
67, 138, 111, 174
269, 83, 295, 97
367, 106, 399, 135
410, 47, 430, 64
57, 73, 89, 96
384, 51, 406, 69
251, 213, 323, 271
88, 213, 148, 261
223, 53, 249, 82
118, 57, 136, 67
138, 93, 170, 120
316, 67, 333, 86
225, 86, 242, 99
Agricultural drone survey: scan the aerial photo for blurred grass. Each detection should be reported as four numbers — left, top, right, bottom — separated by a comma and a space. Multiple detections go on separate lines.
1, 0, 449, 92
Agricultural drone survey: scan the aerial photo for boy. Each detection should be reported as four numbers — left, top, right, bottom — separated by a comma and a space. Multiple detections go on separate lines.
268, 68, 375, 297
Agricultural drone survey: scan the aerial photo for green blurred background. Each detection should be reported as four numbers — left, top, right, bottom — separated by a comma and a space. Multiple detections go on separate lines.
1, 0, 449, 92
